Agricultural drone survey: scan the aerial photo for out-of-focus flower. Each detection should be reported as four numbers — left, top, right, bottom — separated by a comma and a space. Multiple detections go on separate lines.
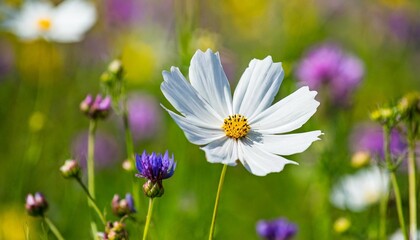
6, 0, 96, 43
111, 193, 136, 217
60, 159, 81, 178
105, 0, 142, 27
0, 206, 37, 239
398, 92, 420, 120
80, 94, 112, 120
135, 151, 176, 198
25, 192, 48, 217
161, 49, 321, 176
351, 151, 371, 168
256, 218, 297, 240
101, 221, 128, 240
122, 159, 134, 171
28, 111, 45, 133
333, 217, 351, 233
350, 123, 406, 159
127, 93, 162, 143
389, 228, 420, 240
330, 166, 390, 212
295, 43, 364, 106
71, 131, 120, 169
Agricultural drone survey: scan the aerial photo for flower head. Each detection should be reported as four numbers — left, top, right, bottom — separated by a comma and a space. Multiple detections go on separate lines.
256, 218, 297, 240
135, 151, 176, 198
60, 159, 81, 178
111, 194, 136, 217
25, 192, 48, 217
161, 49, 321, 176
101, 221, 128, 240
80, 94, 112, 120
6, 0, 96, 43
330, 166, 390, 212
295, 43, 364, 105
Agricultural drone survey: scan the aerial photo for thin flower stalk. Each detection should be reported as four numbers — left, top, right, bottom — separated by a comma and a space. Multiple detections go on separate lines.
43, 216, 65, 240
142, 198, 155, 240
407, 128, 417, 240
75, 177, 106, 224
384, 126, 408, 240
209, 164, 228, 240
379, 182, 390, 239
87, 119, 99, 237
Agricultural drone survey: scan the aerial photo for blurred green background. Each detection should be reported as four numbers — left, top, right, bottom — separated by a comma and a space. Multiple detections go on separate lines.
1, 0, 420, 239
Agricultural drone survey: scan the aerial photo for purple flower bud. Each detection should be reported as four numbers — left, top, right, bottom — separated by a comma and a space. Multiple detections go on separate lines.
111, 193, 136, 217
256, 218, 297, 240
25, 192, 48, 217
135, 151, 176, 198
60, 159, 81, 178
80, 94, 112, 120
295, 43, 364, 106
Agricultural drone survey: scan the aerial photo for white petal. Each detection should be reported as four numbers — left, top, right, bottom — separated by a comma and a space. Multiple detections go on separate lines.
237, 138, 297, 176
201, 137, 238, 166
250, 86, 319, 134
162, 106, 224, 145
249, 130, 322, 156
233, 56, 284, 119
161, 67, 223, 126
49, 0, 96, 42
189, 49, 233, 117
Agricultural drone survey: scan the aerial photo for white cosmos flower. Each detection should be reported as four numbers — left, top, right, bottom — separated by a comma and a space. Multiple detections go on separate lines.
330, 166, 390, 212
161, 49, 322, 176
389, 229, 420, 240
6, 0, 96, 42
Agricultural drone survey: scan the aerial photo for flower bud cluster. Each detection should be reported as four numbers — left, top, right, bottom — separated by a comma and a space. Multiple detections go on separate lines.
102, 221, 128, 240
80, 94, 112, 120
111, 194, 136, 217
25, 192, 48, 217
60, 159, 81, 178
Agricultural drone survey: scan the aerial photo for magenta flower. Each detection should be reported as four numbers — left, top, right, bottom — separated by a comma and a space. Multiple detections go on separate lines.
80, 94, 112, 119
25, 192, 48, 217
296, 43, 364, 105
256, 218, 297, 240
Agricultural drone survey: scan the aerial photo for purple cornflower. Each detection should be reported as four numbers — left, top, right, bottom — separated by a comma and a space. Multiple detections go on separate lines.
111, 193, 136, 217
25, 192, 48, 217
135, 151, 176, 198
256, 218, 298, 240
127, 94, 162, 143
350, 123, 406, 159
296, 43, 364, 106
71, 131, 120, 169
80, 94, 112, 120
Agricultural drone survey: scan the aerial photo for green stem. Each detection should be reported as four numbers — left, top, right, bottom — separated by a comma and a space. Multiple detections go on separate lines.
209, 164, 228, 240
384, 126, 408, 240
408, 133, 417, 239
142, 198, 155, 240
76, 177, 106, 224
122, 102, 141, 212
43, 216, 65, 240
87, 119, 98, 238
379, 188, 389, 239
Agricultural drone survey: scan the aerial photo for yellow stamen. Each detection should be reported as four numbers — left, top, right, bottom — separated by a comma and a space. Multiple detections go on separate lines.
222, 114, 250, 139
37, 18, 51, 31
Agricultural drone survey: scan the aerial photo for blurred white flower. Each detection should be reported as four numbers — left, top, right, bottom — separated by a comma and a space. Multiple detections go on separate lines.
6, 0, 96, 42
389, 229, 420, 240
331, 166, 390, 212
161, 49, 321, 176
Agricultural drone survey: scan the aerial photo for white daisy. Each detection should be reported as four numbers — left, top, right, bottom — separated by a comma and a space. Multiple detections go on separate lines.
330, 166, 390, 212
161, 49, 321, 176
6, 0, 96, 42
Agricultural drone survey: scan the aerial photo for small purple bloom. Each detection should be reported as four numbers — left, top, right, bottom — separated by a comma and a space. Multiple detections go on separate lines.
296, 43, 364, 106
127, 94, 162, 143
80, 94, 112, 119
257, 218, 297, 240
350, 123, 406, 159
111, 193, 136, 217
135, 151, 176, 198
25, 192, 48, 217
71, 131, 121, 169
105, 0, 143, 27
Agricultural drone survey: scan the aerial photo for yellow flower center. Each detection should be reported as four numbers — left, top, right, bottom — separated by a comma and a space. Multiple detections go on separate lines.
222, 114, 250, 139
37, 18, 52, 31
